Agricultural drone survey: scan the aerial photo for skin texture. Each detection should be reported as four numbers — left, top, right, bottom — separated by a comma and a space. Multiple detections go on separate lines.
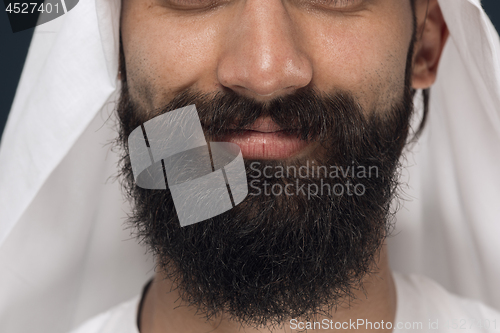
121, 0, 414, 113
120, 0, 448, 332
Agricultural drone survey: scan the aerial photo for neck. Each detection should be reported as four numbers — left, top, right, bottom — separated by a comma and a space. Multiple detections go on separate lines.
140, 244, 396, 333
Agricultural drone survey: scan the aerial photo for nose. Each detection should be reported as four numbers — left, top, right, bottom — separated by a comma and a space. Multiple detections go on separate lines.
217, 1, 313, 99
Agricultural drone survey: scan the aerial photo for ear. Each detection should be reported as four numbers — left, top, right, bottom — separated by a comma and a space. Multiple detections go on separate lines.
411, 0, 449, 89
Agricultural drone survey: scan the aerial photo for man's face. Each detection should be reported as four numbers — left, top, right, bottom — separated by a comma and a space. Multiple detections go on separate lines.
118, 0, 418, 328
121, 0, 414, 120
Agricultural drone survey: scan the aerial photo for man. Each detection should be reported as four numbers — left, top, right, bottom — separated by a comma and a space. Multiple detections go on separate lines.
78, 0, 500, 331
1, 0, 500, 333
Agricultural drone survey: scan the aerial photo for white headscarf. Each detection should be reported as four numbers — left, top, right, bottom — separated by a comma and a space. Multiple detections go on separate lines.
0, 0, 498, 332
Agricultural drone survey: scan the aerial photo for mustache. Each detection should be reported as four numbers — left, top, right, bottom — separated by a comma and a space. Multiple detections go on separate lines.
126, 86, 368, 143
118, 82, 414, 167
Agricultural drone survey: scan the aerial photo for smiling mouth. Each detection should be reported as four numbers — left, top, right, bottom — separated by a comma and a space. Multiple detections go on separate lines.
213, 117, 313, 160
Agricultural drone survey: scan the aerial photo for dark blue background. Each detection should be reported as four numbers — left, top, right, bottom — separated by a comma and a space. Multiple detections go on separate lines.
1, 1, 499, 139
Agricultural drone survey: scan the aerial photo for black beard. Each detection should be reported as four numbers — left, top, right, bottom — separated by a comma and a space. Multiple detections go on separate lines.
115, 37, 415, 329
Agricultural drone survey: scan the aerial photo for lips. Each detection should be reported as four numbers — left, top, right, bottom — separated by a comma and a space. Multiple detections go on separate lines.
214, 118, 311, 160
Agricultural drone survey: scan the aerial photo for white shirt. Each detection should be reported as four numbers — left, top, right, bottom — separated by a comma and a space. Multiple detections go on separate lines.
68, 273, 500, 333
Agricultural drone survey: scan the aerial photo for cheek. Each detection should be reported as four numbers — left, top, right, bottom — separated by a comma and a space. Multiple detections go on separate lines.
122, 11, 221, 108
306, 15, 412, 110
